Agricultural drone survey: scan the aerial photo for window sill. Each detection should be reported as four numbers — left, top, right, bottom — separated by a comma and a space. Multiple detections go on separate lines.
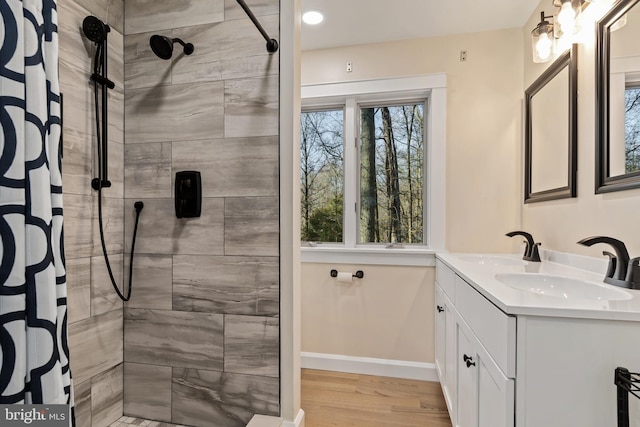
300, 246, 437, 266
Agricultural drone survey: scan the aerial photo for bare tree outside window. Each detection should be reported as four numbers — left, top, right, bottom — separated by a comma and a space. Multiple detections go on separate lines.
625, 86, 640, 174
300, 109, 344, 242
359, 103, 424, 244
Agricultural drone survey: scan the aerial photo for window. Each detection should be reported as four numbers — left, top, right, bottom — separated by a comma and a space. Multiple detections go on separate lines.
625, 84, 640, 174
300, 108, 344, 242
300, 75, 446, 263
359, 103, 424, 244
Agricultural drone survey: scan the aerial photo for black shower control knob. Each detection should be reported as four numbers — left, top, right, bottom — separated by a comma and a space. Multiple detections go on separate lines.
437, 305, 444, 313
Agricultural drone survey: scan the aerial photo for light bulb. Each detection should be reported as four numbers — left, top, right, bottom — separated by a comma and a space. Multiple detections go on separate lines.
557, 1, 576, 34
536, 32, 553, 60
302, 10, 324, 25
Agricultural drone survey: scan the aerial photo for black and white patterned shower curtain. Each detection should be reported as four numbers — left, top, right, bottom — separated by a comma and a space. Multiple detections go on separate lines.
0, 0, 73, 410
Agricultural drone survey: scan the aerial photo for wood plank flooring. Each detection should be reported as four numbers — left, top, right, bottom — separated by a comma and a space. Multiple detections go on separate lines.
301, 369, 452, 427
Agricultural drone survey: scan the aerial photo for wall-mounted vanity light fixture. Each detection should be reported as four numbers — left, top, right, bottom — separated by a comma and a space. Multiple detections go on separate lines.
553, 0, 584, 40
531, 0, 622, 63
532, 12, 555, 63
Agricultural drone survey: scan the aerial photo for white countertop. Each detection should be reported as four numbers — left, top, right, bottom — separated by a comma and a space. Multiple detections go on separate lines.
436, 252, 640, 321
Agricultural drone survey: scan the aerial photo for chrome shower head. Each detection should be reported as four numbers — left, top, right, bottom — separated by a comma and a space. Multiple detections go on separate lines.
82, 16, 109, 43
149, 35, 194, 60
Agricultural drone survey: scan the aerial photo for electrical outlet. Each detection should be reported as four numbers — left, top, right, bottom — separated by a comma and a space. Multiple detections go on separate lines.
460, 50, 468, 62
346, 61, 352, 72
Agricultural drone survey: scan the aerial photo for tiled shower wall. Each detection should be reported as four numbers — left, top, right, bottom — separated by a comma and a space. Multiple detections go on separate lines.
59, 0, 126, 426
122, 1, 281, 426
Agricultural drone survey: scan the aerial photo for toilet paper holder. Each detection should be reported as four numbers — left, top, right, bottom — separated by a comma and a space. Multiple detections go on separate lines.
330, 269, 364, 279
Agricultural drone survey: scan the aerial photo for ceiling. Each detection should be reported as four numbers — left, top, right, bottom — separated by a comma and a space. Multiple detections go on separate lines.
300, 0, 540, 51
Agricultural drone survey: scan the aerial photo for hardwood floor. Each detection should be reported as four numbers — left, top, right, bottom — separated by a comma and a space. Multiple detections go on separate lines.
301, 369, 452, 427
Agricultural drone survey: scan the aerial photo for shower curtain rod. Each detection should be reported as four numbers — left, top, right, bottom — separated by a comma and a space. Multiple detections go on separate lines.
236, 0, 279, 53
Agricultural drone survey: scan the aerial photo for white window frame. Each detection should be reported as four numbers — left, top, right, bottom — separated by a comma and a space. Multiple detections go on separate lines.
300, 75, 447, 266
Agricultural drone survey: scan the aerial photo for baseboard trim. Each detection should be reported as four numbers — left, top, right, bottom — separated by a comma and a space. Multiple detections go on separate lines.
301, 352, 438, 382
281, 409, 305, 427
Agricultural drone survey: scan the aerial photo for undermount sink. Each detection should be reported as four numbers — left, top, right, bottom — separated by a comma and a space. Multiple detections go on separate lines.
458, 255, 525, 267
495, 273, 632, 301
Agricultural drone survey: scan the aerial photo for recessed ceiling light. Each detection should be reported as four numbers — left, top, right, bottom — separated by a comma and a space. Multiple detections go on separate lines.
303, 10, 324, 25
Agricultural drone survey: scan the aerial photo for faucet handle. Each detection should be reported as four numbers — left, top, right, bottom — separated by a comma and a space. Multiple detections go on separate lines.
625, 257, 640, 287
527, 242, 542, 262
602, 251, 617, 279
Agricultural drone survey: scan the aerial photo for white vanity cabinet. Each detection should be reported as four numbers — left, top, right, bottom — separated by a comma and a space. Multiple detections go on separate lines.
435, 259, 516, 427
436, 253, 640, 427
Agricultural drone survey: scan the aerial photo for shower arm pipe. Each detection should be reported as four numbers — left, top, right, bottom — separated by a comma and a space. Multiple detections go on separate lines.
235, 0, 279, 53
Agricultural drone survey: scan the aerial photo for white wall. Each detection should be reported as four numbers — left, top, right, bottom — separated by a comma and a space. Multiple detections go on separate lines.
522, 1, 640, 257
302, 264, 434, 362
301, 29, 525, 365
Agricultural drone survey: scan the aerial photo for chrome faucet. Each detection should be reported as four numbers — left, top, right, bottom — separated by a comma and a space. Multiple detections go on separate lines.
506, 231, 541, 262
577, 236, 640, 289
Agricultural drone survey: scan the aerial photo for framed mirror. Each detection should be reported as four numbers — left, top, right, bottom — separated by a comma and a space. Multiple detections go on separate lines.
596, 0, 640, 193
524, 45, 578, 203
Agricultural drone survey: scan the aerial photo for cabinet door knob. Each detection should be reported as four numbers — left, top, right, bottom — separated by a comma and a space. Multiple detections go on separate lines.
463, 354, 476, 368
437, 305, 444, 313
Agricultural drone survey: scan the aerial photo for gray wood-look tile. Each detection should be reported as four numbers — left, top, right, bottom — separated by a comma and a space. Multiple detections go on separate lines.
224, 197, 279, 257
91, 363, 124, 427
169, 17, 278, 85
224, 315, 279, 377
173, 255, 278, 315
221, 52, 279, 82
62, 129, 92, 197
124, 309, 223, 370
172, 368, 279, 427
91, 195, 124, 257
224, 0, 279, 20
58, 0, 93, 91
108, 89, 125, 144
73, 0, 124, 34
124, 255, 172, 310
59, 0, 124, 132
124, 198, 224, 255
171, 137, 277, 198
124, 32, 172, 90
106, 28, 125, 91
68, 310, 123, 385
169, 23, 224, 84
123, 363, 172, 422
256, 276, 279, 316
217, 15, 279, 80
106, 140, 124, 198
125, 82, 224, 144
60, 59, 93, 139
91, 254, 124, 316
124, 142, 172, 199
73, 379, 92, 427
66, 257, 91, 324
124, 0, 224, 35
63, 194, 93, 259
224, 75, 278, 138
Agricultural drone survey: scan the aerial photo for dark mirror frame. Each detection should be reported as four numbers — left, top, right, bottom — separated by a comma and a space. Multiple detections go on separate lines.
524, 45, 578, 203
596, 0, 640, 193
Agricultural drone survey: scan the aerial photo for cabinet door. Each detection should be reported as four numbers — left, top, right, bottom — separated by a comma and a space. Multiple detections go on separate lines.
435, 286, 446, 381
476, 349, 514, 427
444, 294, 457, 424
457, 318, 514, 427
457, 322, 478, 427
